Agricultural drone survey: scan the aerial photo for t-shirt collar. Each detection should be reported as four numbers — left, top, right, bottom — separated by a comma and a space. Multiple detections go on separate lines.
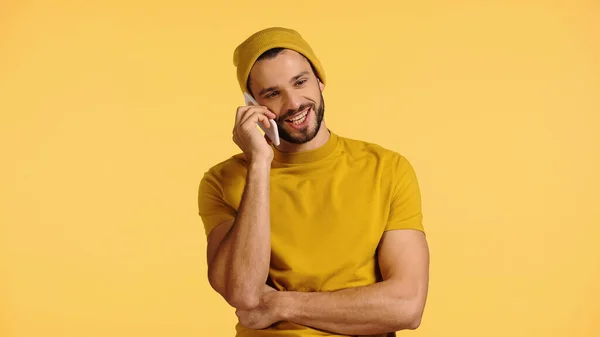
272, 129, 338, 164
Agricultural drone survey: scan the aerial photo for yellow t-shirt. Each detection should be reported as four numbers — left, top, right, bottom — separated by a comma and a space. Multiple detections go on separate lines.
197, 130, 425, 337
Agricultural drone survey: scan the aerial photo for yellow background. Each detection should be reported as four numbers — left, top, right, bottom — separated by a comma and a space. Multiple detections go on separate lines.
1, 1, 599, 336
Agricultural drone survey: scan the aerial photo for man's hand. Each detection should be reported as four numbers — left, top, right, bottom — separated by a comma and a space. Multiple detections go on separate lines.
232, 103, 277, 163
236, 284, 282, 330
266, 230, 429, 335
233, 230, 428, 335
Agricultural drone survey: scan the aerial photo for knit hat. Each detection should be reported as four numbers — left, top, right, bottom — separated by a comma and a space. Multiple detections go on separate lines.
233, 27, 326, 94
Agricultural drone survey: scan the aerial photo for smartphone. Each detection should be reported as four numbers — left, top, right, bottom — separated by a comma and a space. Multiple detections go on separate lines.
243, 92, 280, 146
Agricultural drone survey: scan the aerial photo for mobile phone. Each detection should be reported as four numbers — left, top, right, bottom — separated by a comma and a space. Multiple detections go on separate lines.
243, 92, 280, 146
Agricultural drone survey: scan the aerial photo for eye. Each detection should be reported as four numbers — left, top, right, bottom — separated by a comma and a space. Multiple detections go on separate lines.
296, 79, 307, 86
266, 91, 279, 99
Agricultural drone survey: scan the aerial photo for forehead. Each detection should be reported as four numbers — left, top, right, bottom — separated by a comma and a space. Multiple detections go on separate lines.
249, 49, 313, 85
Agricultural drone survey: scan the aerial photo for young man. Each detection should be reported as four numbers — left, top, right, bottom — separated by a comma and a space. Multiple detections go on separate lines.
198, 27, 429, 337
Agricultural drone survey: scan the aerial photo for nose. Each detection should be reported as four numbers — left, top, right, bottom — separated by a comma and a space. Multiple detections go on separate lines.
281, 90, 304, 114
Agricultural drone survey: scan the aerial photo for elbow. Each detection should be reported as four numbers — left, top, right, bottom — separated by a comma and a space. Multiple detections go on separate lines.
392, 301, 425, 331
403, 311, 423, 330
226, 291, 261, 310
208, 273, 261, 310
396, 311, 423, 331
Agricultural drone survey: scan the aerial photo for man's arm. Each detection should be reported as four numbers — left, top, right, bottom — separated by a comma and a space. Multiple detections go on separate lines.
206, 160, 272, 310
201, 104, 277, 310
277, 229, 429, 335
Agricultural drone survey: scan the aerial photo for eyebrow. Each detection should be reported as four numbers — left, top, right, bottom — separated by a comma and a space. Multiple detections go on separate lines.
258, 71, 310, 97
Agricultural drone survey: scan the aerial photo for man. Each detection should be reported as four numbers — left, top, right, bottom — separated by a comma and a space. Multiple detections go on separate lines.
197, 27, 429, 337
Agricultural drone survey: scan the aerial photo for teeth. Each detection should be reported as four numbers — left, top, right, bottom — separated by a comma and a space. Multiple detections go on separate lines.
288, 110, 308, 122
292, 113, 307, 125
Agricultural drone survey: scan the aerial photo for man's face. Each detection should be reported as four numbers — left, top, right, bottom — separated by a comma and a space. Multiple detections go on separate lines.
248, 50, 325, 144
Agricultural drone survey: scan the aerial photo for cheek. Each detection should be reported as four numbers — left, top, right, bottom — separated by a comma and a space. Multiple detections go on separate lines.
262, 103, 282, 119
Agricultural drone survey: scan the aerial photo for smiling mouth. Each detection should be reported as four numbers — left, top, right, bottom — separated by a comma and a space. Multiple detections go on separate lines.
285, 109, 309, 125
285, 104, 313, 123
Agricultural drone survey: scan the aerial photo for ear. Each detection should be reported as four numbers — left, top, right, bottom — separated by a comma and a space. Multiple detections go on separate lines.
318, 78, 325, 92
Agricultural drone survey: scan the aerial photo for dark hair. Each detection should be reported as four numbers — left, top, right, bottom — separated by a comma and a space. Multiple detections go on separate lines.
246, 47, 319, 97
258, 47, 287, 61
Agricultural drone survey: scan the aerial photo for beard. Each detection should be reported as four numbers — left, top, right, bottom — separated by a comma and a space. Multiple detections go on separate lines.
275, 92, 325, 144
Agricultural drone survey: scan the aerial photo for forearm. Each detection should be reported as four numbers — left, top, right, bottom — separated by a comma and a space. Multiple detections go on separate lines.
279, 280, 424, 335
212, 161, 271, 308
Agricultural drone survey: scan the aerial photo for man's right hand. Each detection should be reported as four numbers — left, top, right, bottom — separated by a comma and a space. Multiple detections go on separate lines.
232, 104, 277, 163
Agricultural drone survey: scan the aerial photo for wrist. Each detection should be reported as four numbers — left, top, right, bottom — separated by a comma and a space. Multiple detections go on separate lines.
248, 158, 272, 170
273, 291, 298, 321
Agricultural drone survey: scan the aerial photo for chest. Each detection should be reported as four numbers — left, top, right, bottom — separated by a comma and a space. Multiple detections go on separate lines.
267, 163, 392, 269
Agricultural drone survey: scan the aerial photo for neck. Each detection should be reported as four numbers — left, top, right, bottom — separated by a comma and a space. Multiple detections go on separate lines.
275, 121, 330, 153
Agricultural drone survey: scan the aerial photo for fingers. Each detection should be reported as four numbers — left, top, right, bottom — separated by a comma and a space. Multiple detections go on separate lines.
264, 134, 273, 145
234, 106, 247, 126
234, 106, 276, 133
235, 105, 276, 128
242, 111, 271, 130
231, 105, 278, 155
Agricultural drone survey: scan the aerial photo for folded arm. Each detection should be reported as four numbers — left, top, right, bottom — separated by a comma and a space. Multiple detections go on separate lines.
283, 229, 429, 334
205, 161, 272, 310
237, 229, 429, 334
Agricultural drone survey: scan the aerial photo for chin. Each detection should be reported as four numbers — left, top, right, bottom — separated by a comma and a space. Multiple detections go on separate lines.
284, 122, 320, 144
278, 99, 325, 144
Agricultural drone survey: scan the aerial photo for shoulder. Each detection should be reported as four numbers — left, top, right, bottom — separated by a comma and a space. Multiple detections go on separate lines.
336, 133, 410, 165
199, 153, 248, 189
335, 133, 419, 185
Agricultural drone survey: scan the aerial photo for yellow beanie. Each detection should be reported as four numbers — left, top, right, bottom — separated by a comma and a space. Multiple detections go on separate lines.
233, 27, 326, 94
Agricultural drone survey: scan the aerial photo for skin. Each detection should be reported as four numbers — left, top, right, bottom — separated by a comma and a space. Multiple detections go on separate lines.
247, 49, 330, 152
235, 230, 430, 335
207, 49, 430, 335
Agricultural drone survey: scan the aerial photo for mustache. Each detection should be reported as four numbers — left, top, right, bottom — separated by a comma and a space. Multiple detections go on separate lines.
280, 103, 314, 121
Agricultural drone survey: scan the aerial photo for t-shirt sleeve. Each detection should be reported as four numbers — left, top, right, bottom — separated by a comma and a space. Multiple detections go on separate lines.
386, 155, 425, 233
197, 169, 237, 237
